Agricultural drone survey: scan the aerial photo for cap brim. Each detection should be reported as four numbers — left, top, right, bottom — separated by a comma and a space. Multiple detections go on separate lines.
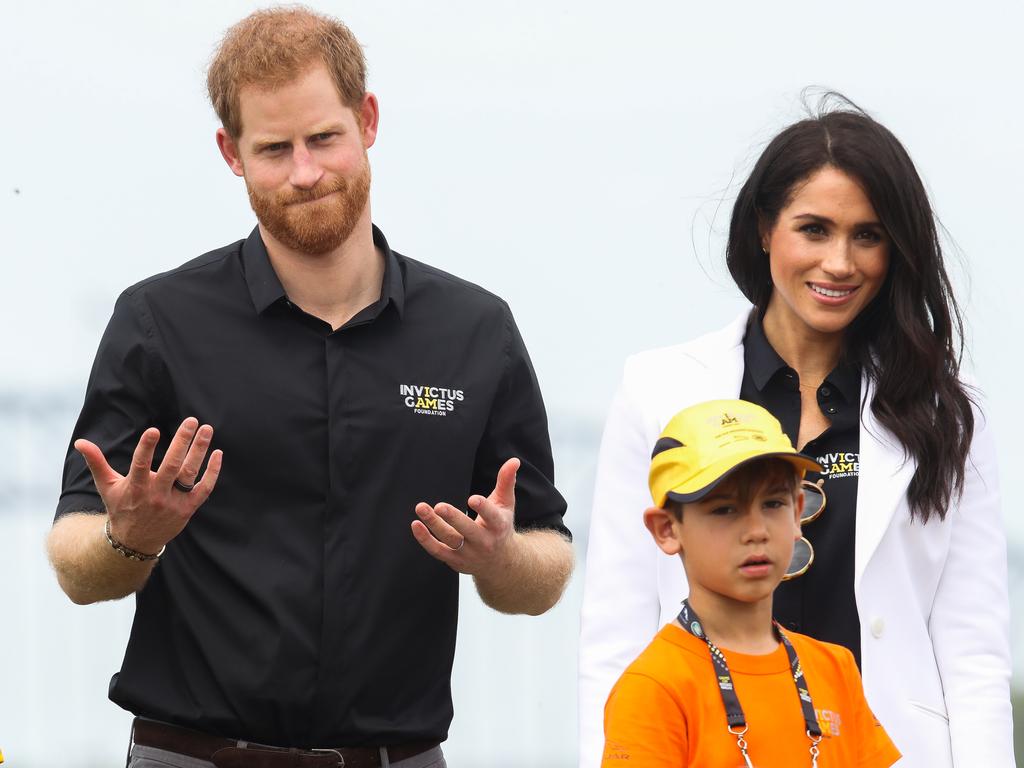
665, 451, 823, 504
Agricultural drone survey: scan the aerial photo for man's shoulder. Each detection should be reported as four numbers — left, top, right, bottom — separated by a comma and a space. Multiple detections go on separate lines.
397, 251, 509, 316
122, 238, 245, 299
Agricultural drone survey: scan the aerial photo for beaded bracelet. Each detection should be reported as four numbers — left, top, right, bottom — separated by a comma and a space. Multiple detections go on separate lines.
104, 518, 165, 562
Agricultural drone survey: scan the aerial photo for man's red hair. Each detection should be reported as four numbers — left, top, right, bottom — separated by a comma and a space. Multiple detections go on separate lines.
207, 6, 366, 139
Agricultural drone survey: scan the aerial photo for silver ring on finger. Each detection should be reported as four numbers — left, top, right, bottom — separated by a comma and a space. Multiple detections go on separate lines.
453, 537, 466, 552
173, 478, 196, 493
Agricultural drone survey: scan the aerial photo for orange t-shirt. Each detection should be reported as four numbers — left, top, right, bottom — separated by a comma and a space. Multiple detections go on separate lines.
602, 623, 900, 768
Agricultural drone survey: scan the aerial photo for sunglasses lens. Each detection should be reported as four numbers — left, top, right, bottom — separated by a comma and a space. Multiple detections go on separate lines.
800, 483, 825, 522
783, 537, 814, 580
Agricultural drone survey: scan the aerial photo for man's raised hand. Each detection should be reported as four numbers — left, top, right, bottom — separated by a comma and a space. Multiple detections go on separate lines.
75, 417, 223, 557
411, 457, 520, 576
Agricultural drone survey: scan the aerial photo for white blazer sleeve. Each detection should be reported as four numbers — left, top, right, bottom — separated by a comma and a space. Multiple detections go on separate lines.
578, 371, 673, 768
929, 405, 1015, 766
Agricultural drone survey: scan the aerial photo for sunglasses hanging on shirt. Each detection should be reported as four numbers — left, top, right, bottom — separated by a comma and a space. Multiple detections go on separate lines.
783, 479, 826, 581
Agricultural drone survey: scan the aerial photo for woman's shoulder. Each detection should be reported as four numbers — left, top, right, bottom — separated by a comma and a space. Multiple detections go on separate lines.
620, 311, 749, 390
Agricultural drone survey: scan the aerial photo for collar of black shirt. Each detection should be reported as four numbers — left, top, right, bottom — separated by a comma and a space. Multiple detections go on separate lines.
743, 313, 860, 404
240, 224, 406, 320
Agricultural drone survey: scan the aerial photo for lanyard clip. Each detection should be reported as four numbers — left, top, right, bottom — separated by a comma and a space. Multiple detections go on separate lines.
728, 725, 754, 768
808, 730, 822, 768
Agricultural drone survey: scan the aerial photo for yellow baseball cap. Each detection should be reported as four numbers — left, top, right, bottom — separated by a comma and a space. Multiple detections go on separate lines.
649, 399, 822, 508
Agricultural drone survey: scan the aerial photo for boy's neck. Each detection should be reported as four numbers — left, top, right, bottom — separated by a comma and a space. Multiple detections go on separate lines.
684, 591, 779, 655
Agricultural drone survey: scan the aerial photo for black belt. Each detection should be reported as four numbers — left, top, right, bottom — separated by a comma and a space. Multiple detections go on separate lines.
132, 718, 438, 768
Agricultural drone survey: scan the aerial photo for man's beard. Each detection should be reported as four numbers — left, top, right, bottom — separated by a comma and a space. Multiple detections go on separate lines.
246, 158, 371, 255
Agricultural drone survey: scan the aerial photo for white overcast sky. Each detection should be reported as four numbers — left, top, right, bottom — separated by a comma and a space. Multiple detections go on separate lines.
5, 0, 1021, 509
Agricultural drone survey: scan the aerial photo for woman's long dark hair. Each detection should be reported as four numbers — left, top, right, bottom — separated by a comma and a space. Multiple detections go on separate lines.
727, 94, 974, 523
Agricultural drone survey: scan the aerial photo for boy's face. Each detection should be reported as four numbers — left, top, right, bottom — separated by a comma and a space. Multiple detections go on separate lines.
644, 465, 804, 608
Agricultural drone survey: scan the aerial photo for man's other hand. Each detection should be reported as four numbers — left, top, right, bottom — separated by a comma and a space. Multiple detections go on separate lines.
411, 457, 519, 577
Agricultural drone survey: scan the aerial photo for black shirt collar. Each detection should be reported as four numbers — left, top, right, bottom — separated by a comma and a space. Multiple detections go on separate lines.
744, 315, 789, 392
241, 224, 406, 319
744, 315, 860, 403
824, 355, 860, 405
374, 224, 406, 319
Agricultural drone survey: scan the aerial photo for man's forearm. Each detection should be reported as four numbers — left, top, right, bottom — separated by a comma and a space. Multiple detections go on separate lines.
47, 512, 156, 605
473, 529, 574, 615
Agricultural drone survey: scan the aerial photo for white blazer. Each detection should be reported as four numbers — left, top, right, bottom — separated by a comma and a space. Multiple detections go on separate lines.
578, 312, 1013, 768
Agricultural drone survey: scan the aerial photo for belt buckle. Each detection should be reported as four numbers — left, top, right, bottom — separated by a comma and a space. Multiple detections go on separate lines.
311, 748, 345, 767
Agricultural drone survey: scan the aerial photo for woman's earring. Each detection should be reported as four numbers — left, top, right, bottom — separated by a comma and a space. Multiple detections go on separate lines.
762, 246, 769, 256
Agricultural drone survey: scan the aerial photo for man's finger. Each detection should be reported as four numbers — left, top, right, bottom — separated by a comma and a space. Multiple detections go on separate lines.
156, 418, 200, 485
414, 503, 465, 549
489, 457, 520, 509
190, 449, 223, 507
410, 520, 457, 565
468, 494, 504, 526
177, 424, 214, 486
127, 428, 161, 488
431, 503, 477, 541
74, 439, 121, 490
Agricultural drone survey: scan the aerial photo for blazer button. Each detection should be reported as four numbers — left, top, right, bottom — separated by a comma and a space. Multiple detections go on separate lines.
870, 617, 885, 638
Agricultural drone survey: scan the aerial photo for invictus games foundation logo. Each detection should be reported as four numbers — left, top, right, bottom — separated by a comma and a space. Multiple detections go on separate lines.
400, 384, 464, 417
816, 451, 859, 479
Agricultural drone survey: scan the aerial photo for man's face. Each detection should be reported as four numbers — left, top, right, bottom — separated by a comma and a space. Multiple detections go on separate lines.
218, 63, 378, 255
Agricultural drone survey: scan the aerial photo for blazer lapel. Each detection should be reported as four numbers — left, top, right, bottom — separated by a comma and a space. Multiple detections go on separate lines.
854, 375, 916, 587
692, 310, 748, 399
714, 326, 746, 399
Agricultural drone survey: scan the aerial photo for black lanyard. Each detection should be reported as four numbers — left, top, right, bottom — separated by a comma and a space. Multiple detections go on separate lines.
677, 599, 822, 767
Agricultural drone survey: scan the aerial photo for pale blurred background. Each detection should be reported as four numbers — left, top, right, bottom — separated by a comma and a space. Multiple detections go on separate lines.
2, 1, 1022, 765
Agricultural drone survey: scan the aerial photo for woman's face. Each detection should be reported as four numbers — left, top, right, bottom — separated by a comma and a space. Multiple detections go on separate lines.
761, 166, 890, 340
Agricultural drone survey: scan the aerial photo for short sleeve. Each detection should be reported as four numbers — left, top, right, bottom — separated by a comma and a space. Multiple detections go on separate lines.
843, 650, 901, 768
602, 673, 688, 767
469, 302, 568, 537
55, 290, 168, 520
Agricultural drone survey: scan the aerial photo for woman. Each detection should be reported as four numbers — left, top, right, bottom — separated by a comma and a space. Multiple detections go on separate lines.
578, 101, 1013, 768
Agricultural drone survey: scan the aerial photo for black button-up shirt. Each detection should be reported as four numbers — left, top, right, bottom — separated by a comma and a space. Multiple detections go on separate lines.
740, 317, 863, 665
56, 225, 568, 747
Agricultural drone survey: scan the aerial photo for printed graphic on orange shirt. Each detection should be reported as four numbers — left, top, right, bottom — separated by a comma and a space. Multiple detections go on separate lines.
603, 741, 631, 760
816, 708, 842, 737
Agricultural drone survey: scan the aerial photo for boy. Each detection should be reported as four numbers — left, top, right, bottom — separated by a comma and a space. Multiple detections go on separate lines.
601, 400, 900, 767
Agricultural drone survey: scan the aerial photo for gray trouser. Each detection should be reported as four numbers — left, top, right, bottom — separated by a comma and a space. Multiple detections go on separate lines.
129, 743, 447, 768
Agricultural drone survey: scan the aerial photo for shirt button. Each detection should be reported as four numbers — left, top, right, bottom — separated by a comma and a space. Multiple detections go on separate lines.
826, 406, 837, 414
820, 386, 832, 397
870, 617, 885, 638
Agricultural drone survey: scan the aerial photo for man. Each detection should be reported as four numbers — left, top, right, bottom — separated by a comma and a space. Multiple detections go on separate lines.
47, 8, 572, 767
